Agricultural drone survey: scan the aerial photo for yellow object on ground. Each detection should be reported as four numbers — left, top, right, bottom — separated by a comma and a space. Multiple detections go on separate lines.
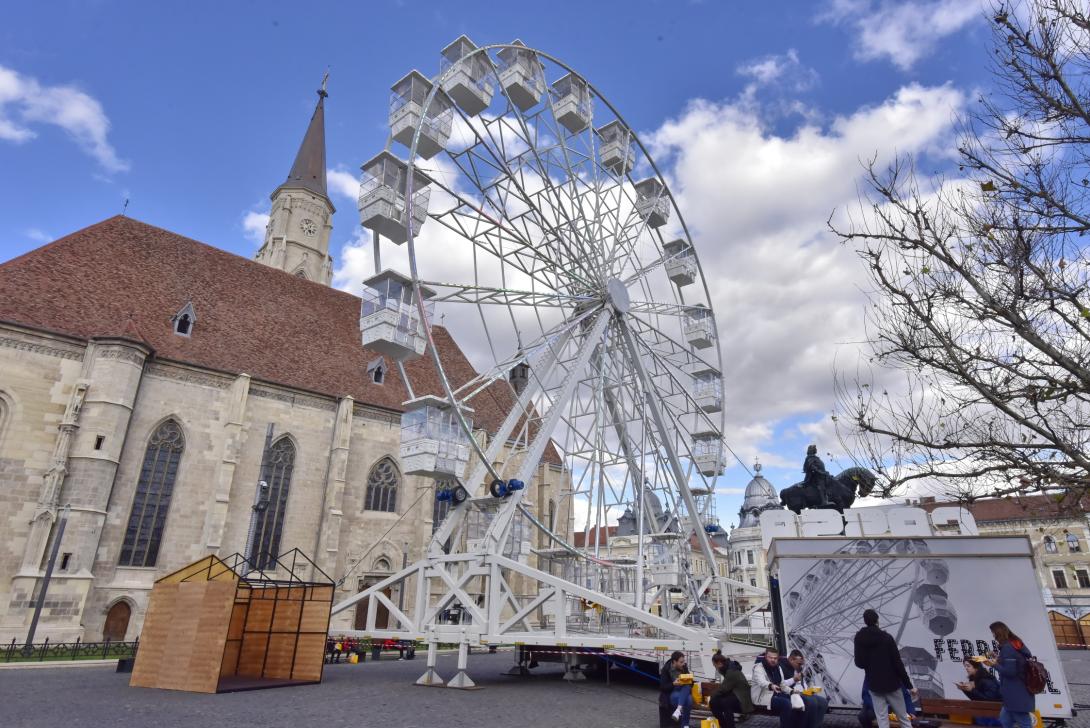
348, 653, 358, 664
691, 683, 702, 704
700, 718, 720, 728
803, 687, 823, 696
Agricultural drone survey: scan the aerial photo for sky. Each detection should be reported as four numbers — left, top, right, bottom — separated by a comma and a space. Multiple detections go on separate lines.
0, 0, 1000, 526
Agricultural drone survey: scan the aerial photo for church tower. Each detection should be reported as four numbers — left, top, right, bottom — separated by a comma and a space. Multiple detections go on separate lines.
255, 81, 335, 285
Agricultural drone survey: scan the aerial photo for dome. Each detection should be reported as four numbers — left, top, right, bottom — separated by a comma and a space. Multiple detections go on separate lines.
737, 461, 780, 528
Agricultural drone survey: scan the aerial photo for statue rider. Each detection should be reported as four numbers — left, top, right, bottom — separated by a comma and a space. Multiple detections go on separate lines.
803, 444, 832, 507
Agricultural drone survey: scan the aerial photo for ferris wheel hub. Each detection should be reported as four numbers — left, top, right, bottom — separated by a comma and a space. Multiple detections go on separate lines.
605, 277, 631, 314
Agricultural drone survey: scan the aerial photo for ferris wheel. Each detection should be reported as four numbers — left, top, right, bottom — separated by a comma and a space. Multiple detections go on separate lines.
340, 38, 731, 686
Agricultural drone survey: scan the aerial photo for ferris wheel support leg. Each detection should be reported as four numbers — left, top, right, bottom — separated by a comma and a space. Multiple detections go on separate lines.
427, 327, 577, 558
617, 318, 726, 625
480, 311, 612, 552
416, 639, 445, 687
447, 638, 477, 690
562, 652, 587, 681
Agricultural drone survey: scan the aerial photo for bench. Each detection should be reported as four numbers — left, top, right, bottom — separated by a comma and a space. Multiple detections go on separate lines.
920, 698, 1003, 724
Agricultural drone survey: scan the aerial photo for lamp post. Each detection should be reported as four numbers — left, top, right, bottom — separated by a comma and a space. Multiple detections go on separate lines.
398, 541, 409, 611
23, 504, 70, 655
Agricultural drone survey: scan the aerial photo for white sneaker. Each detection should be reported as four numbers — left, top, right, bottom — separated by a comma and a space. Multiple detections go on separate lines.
672, 706, 683, 720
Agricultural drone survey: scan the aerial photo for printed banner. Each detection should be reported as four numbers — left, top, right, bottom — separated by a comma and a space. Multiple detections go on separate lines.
773, 537, 1073, 718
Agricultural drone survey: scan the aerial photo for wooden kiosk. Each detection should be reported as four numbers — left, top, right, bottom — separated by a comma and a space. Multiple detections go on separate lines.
130, 549, 333, 693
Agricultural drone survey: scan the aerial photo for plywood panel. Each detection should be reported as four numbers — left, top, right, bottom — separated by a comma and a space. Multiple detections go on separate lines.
291, 634, 326, 681
246, 599, 274, 632
311, 585, 333, 602
220, 640, 241, 677
272, 599, 301, 633
227, 603, 248, 641
129, 583, 176, 688
299, 601, 331, 632
130, 579, 234, 693
156, 555, 238, 585
264, 634, 297, 680
236, 633, 268, 678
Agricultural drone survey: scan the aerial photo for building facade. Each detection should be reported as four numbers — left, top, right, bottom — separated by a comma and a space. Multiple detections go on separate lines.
728, 462, 780, 612
0, 90, 570, 644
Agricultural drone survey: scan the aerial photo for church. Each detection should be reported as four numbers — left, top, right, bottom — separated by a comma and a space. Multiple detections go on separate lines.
0, 87, 570, 644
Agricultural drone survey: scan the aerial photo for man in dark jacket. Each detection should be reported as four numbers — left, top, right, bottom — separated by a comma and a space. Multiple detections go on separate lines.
854, 609, 918, 728
711, 653, 754, 728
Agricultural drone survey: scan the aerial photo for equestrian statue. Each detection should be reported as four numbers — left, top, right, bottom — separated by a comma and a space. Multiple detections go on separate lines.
779, 444, 878, 514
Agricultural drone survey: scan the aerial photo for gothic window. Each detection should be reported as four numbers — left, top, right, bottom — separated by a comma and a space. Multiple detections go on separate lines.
171, 302, 196, 337
1068, 533, 1081, 552
364, 457, 400, 513
373, 557, 392, 572
119, 420, 185, 567
249, 436, 296, 570
1045, 536, 1058, 553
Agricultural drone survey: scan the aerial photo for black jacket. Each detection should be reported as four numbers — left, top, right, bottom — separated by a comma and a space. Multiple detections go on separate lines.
854, 625, 913, 694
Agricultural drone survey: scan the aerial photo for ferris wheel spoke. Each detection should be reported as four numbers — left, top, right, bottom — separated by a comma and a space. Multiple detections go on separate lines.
420, 280, 591, 308
424, 175, 570, 293
450, 301, 605, 402
627, 300, 709, 317
451, 98, 604, 288
498, 88, 610, 277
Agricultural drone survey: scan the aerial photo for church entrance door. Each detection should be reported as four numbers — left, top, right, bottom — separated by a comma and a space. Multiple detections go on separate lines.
353, 579, 393, 630
103, 601, 131, 642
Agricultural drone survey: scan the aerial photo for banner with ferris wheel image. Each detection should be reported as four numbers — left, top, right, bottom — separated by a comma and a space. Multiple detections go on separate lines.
768, 536, 1074, 719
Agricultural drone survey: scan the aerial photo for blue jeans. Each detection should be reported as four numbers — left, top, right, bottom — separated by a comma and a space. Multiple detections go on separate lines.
999, 707, 1033, 728
671, 686, 693, 726
802, 693, 829, 728
771, 693, 807, 728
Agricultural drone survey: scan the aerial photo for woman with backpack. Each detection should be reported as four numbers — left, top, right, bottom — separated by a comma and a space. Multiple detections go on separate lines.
985, 621, 1036, 728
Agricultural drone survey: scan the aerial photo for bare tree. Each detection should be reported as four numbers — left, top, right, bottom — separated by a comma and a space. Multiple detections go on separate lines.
833, 1, 1090, 500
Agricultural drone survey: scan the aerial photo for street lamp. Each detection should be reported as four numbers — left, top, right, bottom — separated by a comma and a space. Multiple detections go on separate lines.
23, 503, 70, 655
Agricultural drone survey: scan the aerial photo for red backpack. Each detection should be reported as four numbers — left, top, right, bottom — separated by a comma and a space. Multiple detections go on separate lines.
1023, 657, 1050, 695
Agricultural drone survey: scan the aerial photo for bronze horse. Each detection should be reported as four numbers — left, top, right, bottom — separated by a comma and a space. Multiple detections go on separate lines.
779, 466, 878, 514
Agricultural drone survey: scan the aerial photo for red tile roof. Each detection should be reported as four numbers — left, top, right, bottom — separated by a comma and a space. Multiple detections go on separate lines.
0, 216, 519, 438
918, 493, 1090, 523
573, 525, 618, 547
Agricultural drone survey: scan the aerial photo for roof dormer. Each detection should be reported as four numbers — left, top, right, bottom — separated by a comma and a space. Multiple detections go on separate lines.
171, 302, 196, 337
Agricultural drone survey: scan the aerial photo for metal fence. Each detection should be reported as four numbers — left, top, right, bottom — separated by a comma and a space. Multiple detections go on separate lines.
3, 637, 139, 663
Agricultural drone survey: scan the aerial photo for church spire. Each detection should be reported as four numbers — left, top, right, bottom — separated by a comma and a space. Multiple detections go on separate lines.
255, 75, 336, 285
274, 79, 331, 206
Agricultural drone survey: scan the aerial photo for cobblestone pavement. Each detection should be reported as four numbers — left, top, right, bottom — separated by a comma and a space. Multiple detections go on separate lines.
1, 649, 1089, 728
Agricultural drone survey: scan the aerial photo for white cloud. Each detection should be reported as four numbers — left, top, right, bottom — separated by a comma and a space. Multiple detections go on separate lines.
242, 211, 270, 245
24, 228, 51, 244
327, 167, 359, 200
819, 0, 987, 70
0, 65, 127, 172
646, 82, 965, 469
736, 49, 818, 91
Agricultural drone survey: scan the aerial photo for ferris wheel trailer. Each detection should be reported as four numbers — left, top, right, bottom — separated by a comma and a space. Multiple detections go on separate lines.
767, 535, 1074, 722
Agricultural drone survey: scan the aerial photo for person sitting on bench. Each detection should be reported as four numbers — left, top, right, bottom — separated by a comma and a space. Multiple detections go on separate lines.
752, 647, 806, 728
957, 658, 1001, 701
711, 653, 754, 728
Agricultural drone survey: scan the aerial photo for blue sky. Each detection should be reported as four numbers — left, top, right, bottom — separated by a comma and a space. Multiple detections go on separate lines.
0, 0, 997, 525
